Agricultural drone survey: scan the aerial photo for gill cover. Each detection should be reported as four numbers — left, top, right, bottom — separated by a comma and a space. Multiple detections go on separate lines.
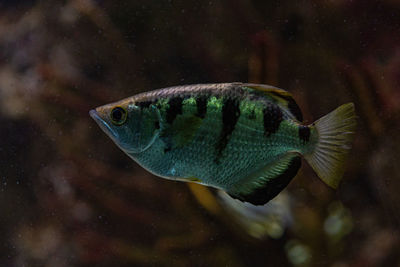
125, 104, 161, 154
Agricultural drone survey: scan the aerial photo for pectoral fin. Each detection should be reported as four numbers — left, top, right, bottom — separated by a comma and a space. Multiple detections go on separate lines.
227, 153, 301, 205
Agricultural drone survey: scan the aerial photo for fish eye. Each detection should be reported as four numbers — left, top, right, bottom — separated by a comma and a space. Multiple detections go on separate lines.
110, 106, 127, 125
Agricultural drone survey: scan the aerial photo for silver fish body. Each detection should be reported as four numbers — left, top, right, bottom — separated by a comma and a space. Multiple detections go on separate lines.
90, 83, 356, 205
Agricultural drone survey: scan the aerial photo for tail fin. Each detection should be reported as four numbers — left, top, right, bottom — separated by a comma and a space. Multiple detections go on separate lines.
304, 103, 357, 188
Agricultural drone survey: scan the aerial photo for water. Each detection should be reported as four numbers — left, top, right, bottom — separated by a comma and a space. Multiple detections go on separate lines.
1, 1, 399, 266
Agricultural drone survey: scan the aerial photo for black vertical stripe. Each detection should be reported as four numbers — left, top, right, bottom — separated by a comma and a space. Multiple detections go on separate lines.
137, 101, 153, 109
195, 95, 208, 118
215, 97, 240, 162
166, 96, 183, 124
299, 125, 310, 143
269, 92, 303, 122
247, 108, 256, 120
263, 104, 283, 136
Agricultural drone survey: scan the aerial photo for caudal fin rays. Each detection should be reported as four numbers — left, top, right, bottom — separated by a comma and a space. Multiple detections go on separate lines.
304, 103, 357, 189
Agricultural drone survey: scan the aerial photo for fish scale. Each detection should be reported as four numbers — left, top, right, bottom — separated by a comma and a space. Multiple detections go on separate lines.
136, 94, 304, 189
90, 82, 356, 205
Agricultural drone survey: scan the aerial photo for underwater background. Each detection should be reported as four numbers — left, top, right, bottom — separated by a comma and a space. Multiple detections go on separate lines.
0, 0, 399, 266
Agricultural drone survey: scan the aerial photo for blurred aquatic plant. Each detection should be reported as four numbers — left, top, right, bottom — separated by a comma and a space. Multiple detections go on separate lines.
218, 190, 292, 239
285, 239, 312, 267
188, 182, 293, 240
324, 202, 353, 243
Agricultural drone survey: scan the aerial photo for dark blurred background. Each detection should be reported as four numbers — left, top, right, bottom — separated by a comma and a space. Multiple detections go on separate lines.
0, 0, 400, 266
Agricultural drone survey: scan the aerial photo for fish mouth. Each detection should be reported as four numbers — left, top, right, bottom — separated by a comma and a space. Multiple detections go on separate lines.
89, 109, 119, 140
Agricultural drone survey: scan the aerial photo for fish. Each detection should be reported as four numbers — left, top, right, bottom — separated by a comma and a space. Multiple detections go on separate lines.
90, 83, 356, 205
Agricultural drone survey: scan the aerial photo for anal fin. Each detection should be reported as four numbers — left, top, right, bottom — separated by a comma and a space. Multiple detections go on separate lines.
228, 153, 301, 205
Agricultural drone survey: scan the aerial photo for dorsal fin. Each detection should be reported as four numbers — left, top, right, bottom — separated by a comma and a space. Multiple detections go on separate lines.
241, 83, 303, 122
227, 152, 301, 205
